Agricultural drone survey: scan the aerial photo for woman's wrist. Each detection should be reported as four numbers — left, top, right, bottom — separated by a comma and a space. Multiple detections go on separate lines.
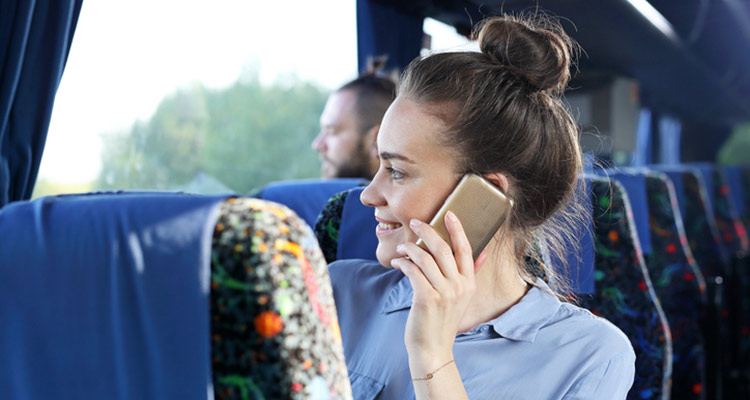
407, 349, 455, 379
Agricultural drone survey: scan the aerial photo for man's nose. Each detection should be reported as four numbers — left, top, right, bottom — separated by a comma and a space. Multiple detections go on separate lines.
311, 132, 326, 151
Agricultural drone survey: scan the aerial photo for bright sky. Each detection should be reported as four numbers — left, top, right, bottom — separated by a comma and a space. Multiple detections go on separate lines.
39, 1, 468, 184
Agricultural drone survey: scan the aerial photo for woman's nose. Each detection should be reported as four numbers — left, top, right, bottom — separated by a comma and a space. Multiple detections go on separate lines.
360, 177, 385, 207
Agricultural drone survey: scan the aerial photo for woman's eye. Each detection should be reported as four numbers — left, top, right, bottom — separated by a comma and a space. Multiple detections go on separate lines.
385, 167, 405, 180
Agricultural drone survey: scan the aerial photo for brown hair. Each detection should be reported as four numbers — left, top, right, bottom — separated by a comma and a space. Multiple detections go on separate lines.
397, 14, 584, 297
338, 56, 397, 134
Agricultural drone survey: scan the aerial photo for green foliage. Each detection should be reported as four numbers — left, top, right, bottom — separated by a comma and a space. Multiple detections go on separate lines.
97, 78, 328, 194
719, 123, 750, 166
32, 178, 93, 199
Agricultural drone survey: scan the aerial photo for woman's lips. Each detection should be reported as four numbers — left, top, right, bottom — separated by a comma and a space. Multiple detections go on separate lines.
375, 217, 403, 236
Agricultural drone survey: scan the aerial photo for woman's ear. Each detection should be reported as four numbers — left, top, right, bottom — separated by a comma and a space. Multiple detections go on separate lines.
482, 172, 510, 193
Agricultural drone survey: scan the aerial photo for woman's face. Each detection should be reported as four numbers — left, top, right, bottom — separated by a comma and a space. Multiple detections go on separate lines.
360, 96, 461, 267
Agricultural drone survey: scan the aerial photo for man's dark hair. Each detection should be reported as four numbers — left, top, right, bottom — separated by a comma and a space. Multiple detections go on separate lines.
337, 57, 397, 134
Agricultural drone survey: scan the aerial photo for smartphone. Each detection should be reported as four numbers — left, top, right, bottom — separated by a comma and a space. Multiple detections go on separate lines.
415, 174, 513, 260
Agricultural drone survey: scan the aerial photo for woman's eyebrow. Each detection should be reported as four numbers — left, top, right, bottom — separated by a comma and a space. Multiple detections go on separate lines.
379, 151, 415, 164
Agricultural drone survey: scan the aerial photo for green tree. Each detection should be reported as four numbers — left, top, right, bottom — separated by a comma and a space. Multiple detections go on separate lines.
719, 123, 750, 166
97, 77, 328, 193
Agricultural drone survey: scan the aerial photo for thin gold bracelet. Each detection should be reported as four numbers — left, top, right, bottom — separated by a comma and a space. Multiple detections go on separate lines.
412, 359, 455, 381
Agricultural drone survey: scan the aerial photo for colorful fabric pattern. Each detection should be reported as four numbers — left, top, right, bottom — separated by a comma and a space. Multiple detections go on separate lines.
579, 178, 672, 400
645, 172, 707, 400
679, 169, 736, 399
210, 198, 352, 400
682, 171, 730, 278
313, 190, 349, 264
707, 168, 750, 392
711, 168, 749, 257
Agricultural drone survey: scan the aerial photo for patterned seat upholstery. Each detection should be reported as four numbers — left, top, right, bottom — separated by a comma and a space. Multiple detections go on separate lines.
698, 165, 750, 395
643, 171, 707, 399
210, 198, 352, 400
689, 164, 749, 257
580, 177, 672, 400
314, 189, 354, 264
652, 166, 732, 399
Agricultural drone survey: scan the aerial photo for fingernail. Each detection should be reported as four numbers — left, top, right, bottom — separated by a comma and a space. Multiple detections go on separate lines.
446, 211, 457, 223
410, 219, 421, 228
396, 244, 405, 252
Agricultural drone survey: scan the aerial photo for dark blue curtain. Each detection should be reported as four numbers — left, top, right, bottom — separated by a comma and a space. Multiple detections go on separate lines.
356, 0, 423, 72
0, 0, 82, 208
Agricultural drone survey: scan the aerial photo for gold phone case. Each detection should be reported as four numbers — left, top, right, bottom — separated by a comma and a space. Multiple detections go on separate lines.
416, 174, 512, 260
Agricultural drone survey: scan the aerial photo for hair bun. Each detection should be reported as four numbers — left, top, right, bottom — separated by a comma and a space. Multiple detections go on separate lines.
476, 15, 574, 93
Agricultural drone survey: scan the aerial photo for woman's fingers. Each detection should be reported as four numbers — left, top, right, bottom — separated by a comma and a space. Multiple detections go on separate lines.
409, 218, 461, 281
395, 242, 451, 293
443, 211, 476, 278
391, 256, 437, 294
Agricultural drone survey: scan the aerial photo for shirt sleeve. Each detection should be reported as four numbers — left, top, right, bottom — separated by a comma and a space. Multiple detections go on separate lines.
562, 351, 636, 400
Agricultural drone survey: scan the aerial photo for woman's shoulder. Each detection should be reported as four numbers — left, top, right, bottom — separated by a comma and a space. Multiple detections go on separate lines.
547, 300, 635, 360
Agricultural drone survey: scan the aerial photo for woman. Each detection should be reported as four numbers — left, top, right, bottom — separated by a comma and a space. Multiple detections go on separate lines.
328, 14, 635, 400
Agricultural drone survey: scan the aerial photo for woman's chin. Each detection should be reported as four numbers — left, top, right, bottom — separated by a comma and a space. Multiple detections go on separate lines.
375, 245, 397, 269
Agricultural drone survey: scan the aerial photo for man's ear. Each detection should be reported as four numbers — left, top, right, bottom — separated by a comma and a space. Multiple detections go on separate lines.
366, 124, 380, 159
482, 172, 510, 193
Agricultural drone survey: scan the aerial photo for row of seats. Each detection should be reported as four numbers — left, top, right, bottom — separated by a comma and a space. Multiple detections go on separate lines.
0, 164, 745, 399
256, 163, 749, 400
0, 193, 353, 399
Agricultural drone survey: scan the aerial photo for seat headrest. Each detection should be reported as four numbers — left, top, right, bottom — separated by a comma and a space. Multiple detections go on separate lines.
600, 168, 652, 255
256, 179, 365, 228
0, 192, 228, 398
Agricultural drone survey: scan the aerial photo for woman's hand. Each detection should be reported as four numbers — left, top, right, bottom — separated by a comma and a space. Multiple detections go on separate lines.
390, 210, 487, 373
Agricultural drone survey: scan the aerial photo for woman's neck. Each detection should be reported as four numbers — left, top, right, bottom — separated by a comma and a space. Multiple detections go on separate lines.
458, 237, 529, 332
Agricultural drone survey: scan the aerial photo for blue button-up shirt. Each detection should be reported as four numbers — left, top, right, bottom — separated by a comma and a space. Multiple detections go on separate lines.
329, 259, 635, 400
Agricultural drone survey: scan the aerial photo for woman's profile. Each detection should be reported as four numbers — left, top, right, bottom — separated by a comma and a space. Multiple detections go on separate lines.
328, 13, 635, 400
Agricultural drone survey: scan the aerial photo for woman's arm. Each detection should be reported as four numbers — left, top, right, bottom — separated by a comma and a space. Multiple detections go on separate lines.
391, 211, 486, 400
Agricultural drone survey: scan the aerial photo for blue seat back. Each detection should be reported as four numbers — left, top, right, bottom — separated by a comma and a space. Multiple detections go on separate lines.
256, 179, 365, 228
0, 192, 227, 399
337, 187, 379, 261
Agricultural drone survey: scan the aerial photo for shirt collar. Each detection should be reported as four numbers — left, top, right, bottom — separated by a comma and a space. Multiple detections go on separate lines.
382, 273, 413, 313
489, 279, 561, 342
382, 276, 561, 343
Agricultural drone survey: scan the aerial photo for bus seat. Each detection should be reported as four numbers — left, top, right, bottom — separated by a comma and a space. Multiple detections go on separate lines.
253, 178, 366, 228
741, 167, 750, 230
602, 168, 707, 399
643, 171, 708, 400
650, 166, 731, 276
650, 165, 732, 399
210, 198, 351, 400
580, 176, 673, 400
314, 187, 378, 264
0, 193, 352, 399
553, 178, 596, 295
723, 166, 747, 220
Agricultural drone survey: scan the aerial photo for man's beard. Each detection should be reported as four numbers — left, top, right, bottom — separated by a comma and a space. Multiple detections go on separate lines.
332, 137, 373, 179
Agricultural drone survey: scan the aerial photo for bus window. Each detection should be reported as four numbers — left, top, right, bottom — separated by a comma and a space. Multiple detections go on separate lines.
34, 0, 358, 197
